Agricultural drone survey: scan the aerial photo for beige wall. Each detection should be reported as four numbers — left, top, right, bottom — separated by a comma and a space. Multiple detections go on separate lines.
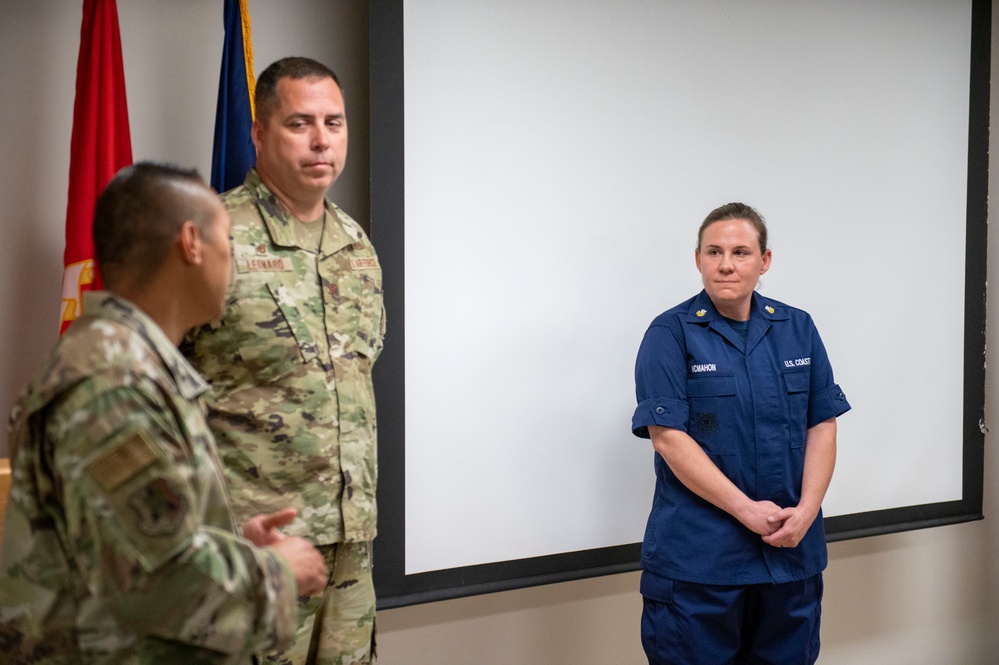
1, 2, 997, 663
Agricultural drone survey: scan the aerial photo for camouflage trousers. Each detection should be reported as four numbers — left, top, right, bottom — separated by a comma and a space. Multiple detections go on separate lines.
262, 541, 376, 665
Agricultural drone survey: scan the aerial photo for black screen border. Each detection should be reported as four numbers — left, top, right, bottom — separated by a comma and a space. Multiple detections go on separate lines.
369, 0, 990, 609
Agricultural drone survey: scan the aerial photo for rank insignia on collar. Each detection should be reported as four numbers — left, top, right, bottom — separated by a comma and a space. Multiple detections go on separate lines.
696, 309, 707, 317
765, 305, 775, 314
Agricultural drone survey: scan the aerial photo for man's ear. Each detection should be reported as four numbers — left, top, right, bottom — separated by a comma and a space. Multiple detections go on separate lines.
178, 220, 203, 265
251, 119, 264, 152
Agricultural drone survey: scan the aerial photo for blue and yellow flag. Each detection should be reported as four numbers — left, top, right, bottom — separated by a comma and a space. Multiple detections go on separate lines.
211, 0, 255, 193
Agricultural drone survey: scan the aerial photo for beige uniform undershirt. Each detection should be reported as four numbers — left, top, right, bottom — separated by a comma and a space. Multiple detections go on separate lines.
290, 211, 326, 252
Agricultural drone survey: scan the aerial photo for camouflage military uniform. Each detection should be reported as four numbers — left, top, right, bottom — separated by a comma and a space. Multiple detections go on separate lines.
0, 292, 298, 664
184, 170, 385, 664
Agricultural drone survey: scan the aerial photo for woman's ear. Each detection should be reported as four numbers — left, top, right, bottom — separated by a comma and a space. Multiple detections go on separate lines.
760, 249, 772, 275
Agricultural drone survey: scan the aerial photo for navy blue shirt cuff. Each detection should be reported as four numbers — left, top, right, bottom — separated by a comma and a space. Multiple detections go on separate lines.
807, 383, 850, 428
632, 397, 689, 438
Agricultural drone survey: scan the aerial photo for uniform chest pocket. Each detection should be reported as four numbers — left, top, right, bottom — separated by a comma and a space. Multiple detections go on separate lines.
686, 372, 737, 455
686, 374, 736, 398
325, 265, 384, 361
782, 367, 810, 446
224, 281, 319, 383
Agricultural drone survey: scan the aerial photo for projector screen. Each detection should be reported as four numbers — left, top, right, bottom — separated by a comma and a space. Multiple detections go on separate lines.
370, 0, 989, 608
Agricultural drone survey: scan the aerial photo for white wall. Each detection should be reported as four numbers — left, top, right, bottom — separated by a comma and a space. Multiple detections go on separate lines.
1, 2, 998, 663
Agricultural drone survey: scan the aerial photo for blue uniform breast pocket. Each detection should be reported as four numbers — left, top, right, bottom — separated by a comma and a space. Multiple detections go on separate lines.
685, 372, 736, 456
782, 367, 810, 447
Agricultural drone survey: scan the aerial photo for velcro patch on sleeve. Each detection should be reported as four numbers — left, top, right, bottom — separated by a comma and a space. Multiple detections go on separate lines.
349, 257, 380, 271
87, 431, 158, 492
127, 478, 189, 536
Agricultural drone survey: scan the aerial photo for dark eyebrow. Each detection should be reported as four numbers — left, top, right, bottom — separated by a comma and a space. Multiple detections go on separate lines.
285, 112, 344, 122
703, 243, 753, 251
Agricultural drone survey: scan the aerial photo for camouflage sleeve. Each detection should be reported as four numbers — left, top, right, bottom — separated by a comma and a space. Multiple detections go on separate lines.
376, 300, 387, 361
46, 376, 297, 657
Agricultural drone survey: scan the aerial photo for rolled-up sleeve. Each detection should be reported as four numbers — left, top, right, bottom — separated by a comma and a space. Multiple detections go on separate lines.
633, 323, 690, 438
805, 321, 851, 427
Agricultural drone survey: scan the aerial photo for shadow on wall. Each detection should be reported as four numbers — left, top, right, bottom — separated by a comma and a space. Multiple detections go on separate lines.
0, 0, 77, 457
380, 570, 641, 631
2, 220, 63, 419
823, 522, 993, 663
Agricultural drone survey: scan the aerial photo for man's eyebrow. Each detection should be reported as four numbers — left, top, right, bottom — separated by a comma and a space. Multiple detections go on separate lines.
284, 112, 344, 121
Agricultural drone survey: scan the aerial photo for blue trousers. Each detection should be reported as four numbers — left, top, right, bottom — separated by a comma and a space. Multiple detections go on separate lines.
640, 573, 823, 665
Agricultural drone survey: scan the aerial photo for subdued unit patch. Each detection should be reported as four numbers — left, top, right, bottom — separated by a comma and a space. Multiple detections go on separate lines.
128, 478, 189, 536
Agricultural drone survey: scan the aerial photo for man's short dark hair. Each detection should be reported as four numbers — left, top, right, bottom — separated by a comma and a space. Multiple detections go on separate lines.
255, 56, 342, 125
94, 161, 215, 289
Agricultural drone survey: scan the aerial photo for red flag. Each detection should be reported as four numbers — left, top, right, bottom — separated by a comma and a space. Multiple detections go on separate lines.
60, 0, 132, 334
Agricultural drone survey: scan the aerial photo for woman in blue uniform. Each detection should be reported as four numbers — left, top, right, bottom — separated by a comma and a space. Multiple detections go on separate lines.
632, 202, 850, 665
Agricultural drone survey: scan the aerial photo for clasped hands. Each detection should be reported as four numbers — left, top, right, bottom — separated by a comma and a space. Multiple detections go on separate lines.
741, 499, 818, 550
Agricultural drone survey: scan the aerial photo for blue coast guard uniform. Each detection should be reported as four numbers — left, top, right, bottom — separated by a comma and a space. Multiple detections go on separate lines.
632, 290, 850, 665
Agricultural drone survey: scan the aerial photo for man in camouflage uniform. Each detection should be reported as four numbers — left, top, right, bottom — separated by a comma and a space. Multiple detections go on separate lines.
184, 58, 385, 665
0, 162, 328, 664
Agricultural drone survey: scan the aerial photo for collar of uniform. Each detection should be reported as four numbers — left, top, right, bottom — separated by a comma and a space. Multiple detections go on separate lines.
242, 169, 357, 256
81, 291, 210, 401
684, 290, 789, 324
751, 293, 789, 322
685, 290, 721, 323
